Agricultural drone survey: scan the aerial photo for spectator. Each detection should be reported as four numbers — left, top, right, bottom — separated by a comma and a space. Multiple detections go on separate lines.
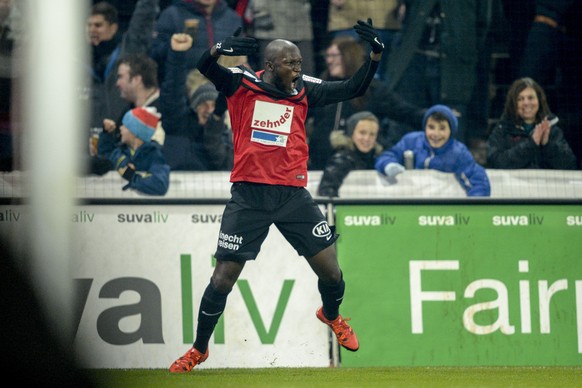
187, 53, 250, 97
223, 0, 253, 34
160, 33, 233, 171
499, 0, 535, 80
308, 36, 425, 170
92, 0, 174, 34
87, 0, 159, 130
95, 53, 165, 158
385, 0, 484, 145
518, 0, 582, 168
250, 0, 315, 75
150, 0, 242, 82
100, 106, 170, 195
317, 111, 383, 197
311, 0, 330, 75
486, 77, 577, 170
376, 104, 491, 197
464, 0, 500, 166
327, 0, 402, 80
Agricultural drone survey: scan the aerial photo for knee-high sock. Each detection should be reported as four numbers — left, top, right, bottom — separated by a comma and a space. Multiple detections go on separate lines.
194, 282, 229, 353
318, 273, 345, 321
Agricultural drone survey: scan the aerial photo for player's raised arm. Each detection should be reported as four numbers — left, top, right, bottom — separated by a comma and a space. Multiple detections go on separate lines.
209, 27, 258, 58
353, 18, 384, 62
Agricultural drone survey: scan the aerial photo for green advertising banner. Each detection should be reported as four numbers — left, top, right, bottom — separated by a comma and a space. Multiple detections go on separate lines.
335, 204, 582, 366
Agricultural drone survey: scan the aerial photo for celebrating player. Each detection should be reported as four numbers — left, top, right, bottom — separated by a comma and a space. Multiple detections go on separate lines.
169, 19, 384, 373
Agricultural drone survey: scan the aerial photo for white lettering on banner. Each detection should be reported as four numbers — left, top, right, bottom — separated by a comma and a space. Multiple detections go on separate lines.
463, 280, 515, 335
566, 215, 582, 226
492, 214, 544, 226
345, 215, 381, 226
418, 214, 470, 226
191, 213, 222, 223
519, 260, 531, 334
409, 260, 458, 334
251, 101, 293, 133
343, 214, 396, 226
409, 260, 582, 353
117, 211, 168, 223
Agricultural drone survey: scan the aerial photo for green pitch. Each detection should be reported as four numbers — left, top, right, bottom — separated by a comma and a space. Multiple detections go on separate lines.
89, 367, 581, 387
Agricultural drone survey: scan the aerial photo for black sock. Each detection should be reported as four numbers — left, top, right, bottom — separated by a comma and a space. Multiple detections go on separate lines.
318, 272, 345, 321
193, 281, 229, 353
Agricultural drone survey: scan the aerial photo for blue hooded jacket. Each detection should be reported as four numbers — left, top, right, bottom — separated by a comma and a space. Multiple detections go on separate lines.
375, 105, 491, 197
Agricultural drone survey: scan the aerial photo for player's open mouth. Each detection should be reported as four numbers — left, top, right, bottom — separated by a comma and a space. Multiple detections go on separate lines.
291, 75, 300, 88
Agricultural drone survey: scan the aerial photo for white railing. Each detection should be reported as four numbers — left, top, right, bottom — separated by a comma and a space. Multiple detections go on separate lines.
1, 169, 582, 200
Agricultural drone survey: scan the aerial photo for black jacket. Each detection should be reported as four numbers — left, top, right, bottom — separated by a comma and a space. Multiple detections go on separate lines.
487, 119, 577, 169
317, 132, 382, 197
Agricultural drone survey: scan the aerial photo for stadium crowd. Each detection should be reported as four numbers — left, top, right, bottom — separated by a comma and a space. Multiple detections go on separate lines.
0, 0, 580, 195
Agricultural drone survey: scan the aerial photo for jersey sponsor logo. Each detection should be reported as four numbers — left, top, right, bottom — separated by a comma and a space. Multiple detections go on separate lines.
251, 130, 288, 147
302, 74, 322, 84
312, 221, 332, 241
251, 100, 293, 133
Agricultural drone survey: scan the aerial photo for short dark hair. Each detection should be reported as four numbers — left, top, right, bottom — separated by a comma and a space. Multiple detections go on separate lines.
118, 53, 159, 89
91, 2, 119, 25
428, 111, 449, 124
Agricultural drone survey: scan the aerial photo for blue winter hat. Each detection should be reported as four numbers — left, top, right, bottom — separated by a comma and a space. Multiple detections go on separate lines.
422, 104, 458, 136
122, 107, 160, 142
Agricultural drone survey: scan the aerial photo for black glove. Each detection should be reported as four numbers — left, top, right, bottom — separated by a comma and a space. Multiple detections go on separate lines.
121, 164, 136, 181
354, 18, 384, 54
215, 27, 258, 56
213, 92, 228, 117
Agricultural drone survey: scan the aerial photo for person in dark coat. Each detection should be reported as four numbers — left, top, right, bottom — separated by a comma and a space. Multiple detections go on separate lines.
150, 0, 242, 82
160, 33, 233, 171
317, 111, 383, 197
487, 77, 577, 170
385, 0, 482, 144
87, 0, 159, 129
517, 0, 582, 168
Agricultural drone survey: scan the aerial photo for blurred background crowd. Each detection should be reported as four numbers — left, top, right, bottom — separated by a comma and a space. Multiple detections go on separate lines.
0, 0, 580, 184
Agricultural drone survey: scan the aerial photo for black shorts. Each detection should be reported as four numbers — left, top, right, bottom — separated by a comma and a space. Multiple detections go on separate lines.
214, 182, 338, 262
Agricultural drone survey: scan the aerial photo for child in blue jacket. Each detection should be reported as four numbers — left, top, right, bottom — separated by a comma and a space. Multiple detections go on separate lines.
104, 107, 170, 195
375, 104, 490, 197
